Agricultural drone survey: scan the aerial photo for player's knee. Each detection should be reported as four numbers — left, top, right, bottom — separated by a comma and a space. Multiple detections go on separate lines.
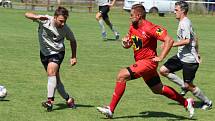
96, 16, 100, 21
151, 89, 161, 94
95, 13, 101, 20
116, 68, 130, 82
159, 66, 168, 76
184, 82, 195, 91
47, 70, 57, 76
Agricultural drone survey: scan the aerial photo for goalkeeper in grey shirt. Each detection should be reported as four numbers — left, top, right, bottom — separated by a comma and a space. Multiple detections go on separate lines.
25, 6, 77, 111
160, 1, 212, 110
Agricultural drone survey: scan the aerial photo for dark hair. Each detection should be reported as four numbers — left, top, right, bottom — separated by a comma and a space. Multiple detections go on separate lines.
175, 1, 189, 14
131, 4, 146, 19
54, 6, 69, 18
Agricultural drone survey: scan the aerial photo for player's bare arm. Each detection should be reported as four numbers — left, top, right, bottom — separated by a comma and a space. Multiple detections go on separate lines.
108, 0, 116, 7
173, 38, 190, 47
153, 35, 174, 62
70, 40, 77, 66
25, 12, 48, 21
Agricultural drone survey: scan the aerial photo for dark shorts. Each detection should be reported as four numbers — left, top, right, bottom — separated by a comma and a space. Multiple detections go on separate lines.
99, 5, 110, 20
40, 51, 65, 71
164, 55, 199, 83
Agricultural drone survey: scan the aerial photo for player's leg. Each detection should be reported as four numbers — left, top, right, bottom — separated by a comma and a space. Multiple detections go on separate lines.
96, 6, 107, 39
97, 68, 130, 118
40, 52, 64, 111
145, 74, 194, 118
41, 62, 58, 111
56, 72, 76, 108
160, 55, 186, 94
40, 52, 55, 111
103, 17, 119, 40
47, 62, 58, 100
183, 63, 212, 110
97, 59, 149, 118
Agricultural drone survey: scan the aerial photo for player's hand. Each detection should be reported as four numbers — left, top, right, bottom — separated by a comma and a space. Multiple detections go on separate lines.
37, 15, 48, 20
152, 56, 163, 62
122, 36, 132, 49
70, 57, 77, 66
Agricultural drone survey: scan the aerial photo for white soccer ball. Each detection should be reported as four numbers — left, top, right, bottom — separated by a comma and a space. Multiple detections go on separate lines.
0, 85, 7, 100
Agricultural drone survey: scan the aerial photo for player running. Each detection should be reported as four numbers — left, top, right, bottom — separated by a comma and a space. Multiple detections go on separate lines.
96, 0, 119, 40
159, 1, 212, 110
97, 3, 195, 119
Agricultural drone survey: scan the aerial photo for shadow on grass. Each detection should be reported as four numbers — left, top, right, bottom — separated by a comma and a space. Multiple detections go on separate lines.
53, 103, 94, 111
103, 111, 197, 120
103, 38, 120, 41
0, 99, 10, 101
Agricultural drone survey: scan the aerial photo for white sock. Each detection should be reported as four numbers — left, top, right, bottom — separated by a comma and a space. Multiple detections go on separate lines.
47, 76, 57, 98
192, 87, 210, 103
98, 19, 106, 33
166, 73, 185, 88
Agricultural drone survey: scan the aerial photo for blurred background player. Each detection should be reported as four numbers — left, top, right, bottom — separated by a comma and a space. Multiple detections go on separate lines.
25, 6, 77, 111
96, 0, 119, 40
97, 4, 195, 119
159, 1, 212, 110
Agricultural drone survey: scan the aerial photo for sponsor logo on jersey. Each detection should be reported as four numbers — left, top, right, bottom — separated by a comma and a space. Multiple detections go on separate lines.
156, 28, 163, 36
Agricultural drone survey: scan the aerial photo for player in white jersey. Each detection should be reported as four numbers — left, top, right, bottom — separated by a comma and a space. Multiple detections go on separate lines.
96, 0, 119, 40
25, 6, 77, 111
160, 1, 212, 110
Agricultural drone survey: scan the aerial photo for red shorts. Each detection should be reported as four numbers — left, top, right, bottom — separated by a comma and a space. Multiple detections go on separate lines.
128, 59, 159, 81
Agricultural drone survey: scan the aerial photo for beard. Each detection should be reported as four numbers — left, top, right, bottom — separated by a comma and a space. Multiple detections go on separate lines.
132, 21, 139, 29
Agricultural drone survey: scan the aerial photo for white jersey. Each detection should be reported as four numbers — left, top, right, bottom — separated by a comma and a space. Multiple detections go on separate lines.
177, 17, 199, 63
96, 0, 110, 6
36, 15, 76, 56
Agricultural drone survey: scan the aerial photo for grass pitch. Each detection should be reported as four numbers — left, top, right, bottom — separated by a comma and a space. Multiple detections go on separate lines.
0, 8, 214, 121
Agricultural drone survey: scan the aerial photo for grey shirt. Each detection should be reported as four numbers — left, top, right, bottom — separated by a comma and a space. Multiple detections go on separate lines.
177, 17, 199, 63
96, 0, 110, 6
36, 15, 76, 56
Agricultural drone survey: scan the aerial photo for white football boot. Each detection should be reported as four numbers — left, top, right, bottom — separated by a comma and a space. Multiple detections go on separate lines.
201, 100, 212, 110
97, 106, 113, 118
186, 98, 195, 118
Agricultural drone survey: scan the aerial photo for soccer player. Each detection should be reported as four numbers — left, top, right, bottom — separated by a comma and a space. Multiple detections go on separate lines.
97, 4, 195, 118
159, 1, 212, 110
96, 0, 119, 40
25, 6, 77, 111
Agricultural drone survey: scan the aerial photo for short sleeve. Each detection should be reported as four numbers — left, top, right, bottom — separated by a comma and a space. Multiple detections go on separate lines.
34, 15, 51, 24
181, 22, 191, 39
148, 25, 167, 42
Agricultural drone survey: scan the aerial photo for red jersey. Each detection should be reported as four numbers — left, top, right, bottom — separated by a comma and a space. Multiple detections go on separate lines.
128, 20, 167, 61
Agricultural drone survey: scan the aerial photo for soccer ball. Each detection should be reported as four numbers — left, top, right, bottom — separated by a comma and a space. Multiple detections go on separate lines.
0, 85, 7, 100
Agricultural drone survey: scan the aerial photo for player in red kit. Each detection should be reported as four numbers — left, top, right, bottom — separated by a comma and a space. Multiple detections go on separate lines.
97, 4, 195, 119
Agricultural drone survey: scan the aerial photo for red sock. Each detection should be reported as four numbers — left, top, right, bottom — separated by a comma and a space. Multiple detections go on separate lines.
109, 81, 126, 112
162, 85, 187, 107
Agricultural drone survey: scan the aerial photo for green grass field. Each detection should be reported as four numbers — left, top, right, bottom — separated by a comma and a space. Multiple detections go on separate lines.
0, 8, 214, 121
